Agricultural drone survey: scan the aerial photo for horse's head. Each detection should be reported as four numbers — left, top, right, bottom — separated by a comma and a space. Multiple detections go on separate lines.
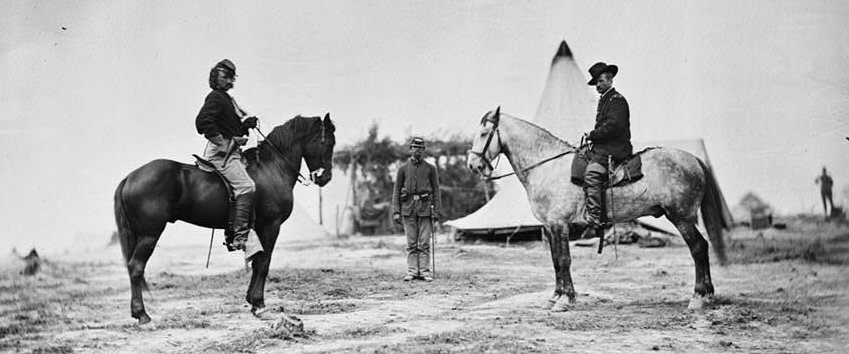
302, 113, 336, 187
468, 106, 503, 177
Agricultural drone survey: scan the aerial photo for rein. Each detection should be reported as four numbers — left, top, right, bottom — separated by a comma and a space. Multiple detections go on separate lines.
486, 149, 575, 180
253, 119, 326, 186
471, 117, 576, 181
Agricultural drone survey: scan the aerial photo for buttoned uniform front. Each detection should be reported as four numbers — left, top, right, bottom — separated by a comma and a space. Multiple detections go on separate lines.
392, 157, 443, 278
584, 87, 632, 226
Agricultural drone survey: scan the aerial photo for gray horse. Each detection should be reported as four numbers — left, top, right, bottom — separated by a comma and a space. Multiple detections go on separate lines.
467, 108, 727, 311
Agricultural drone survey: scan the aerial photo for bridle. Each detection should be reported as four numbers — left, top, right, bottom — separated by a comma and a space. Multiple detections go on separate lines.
469, 116, 503, 178
307, 120, 329, 184
470, 112, 577, 181
254, 119, 329, 186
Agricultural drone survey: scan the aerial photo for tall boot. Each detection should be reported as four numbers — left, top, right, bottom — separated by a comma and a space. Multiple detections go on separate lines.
227, 192, 254, 251
583, 163, 608, 230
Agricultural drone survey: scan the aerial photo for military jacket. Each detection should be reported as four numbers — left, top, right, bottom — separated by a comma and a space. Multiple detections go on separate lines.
588, 88, 632, 162
392, 158, 443, 218
196, 89, 249, 140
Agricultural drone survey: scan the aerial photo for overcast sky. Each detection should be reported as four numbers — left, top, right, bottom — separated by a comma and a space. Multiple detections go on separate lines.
2, 1, 848, 253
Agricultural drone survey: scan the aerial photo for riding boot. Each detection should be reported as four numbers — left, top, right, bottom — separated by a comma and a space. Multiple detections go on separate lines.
227, 192, 254, 252
583, 162, 608, 233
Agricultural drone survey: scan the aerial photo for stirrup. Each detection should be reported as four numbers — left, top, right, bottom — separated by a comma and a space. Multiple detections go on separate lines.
224, 235, 247, 252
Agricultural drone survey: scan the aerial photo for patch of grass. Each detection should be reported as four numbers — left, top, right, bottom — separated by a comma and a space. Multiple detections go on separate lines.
531, 299, 693, 332
198, 326, 312, 354
340, 324, 396, 338
373, 329, 545, 353
727, 233, 849, 265
706, 295, 834, 339
30, 344, 74, 354
284, 300, 358, 315
154, 309, 216, 330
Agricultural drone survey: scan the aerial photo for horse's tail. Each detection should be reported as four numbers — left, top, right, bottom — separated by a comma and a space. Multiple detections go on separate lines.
114, 178, 147, 289
697, 158, 728, 265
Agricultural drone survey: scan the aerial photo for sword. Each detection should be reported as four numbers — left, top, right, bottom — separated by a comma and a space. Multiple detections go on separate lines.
221, 139, 237, 168
430, 205, 437, 278
205, 229, 215, 268
608, 155, 618, 260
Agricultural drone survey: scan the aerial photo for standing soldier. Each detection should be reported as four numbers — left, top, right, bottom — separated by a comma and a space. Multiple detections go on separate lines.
392, 137, 443, 282
815, 166, 834, 218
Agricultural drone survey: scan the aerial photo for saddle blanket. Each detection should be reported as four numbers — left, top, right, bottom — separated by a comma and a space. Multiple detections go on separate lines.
571, 148, 652, 187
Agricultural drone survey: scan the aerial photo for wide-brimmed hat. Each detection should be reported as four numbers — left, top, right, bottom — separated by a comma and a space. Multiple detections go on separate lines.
409, 137, 426, 148
587, 62, 618, 85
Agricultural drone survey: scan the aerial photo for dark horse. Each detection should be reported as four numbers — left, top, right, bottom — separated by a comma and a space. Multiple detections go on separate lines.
114, 114, 335, 324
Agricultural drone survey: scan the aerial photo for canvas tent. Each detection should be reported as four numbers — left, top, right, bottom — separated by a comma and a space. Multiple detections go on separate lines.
731, 192, 773, 229
446, 41, 732, 236
277, 199, 330, 242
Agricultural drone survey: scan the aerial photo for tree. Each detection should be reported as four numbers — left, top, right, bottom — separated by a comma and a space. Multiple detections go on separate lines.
333, 123, 491, 234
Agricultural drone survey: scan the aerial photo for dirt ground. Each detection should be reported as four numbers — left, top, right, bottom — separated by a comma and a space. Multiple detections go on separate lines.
2, 219, 848, 353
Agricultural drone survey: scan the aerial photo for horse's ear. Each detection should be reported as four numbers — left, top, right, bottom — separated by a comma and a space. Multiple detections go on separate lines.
494, 106, 501, 121
323, 113, 330, 124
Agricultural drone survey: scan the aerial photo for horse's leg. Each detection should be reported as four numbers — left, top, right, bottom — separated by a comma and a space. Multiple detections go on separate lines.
543, 225, 563, 309
671, 219, 714, 309
246, 221, 281, 314
127, 225, 165, 325
551, 224, 577, 312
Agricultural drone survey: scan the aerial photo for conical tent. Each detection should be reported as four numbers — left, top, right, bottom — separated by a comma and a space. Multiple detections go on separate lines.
447, 41, 732, 236
447, 41, 594, 234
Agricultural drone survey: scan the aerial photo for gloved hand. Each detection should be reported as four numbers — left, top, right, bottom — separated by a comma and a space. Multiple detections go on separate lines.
242, 116, 259, 129
234, 136, 249, 146
393, 213, 402, 225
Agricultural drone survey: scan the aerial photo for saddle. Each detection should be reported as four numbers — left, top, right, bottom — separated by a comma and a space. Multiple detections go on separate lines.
192, 154, 252, 238
570, 147, 655, 187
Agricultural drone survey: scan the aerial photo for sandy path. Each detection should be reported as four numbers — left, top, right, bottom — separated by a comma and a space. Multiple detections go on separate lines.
2, 225, 848, 353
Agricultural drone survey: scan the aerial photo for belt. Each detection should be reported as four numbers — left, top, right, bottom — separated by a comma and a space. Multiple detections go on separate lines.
412, 193, 430, 201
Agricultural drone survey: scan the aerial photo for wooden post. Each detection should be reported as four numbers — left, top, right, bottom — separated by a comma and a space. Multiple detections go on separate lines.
335, 205, 340, 238
318, 188, 324, 225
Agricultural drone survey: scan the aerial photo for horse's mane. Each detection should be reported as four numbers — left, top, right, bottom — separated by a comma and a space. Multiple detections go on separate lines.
260, 115, 334, 151
497, 112, 577, 149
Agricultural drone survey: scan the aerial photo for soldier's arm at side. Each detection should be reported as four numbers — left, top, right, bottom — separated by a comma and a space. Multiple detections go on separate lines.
392, 165, 406, 216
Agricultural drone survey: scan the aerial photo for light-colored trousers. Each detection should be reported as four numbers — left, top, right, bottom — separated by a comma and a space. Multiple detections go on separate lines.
404, 215, 432, 275
202, 140, 256, 196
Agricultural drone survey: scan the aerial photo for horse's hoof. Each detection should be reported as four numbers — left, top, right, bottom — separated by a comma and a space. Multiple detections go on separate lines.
251, 306, 268, 317
542, 294, 561, 309
550, 300, 572, 313
137, 314, 152, 325
687, 294, 711, 310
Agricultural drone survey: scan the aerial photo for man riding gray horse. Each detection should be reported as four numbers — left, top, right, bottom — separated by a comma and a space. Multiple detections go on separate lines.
583, 62, 631, 235
195, 59, 259, 251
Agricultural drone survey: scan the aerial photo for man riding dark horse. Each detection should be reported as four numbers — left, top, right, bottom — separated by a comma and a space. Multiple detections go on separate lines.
583, 62, 632, 231
195, 59, 259, 251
